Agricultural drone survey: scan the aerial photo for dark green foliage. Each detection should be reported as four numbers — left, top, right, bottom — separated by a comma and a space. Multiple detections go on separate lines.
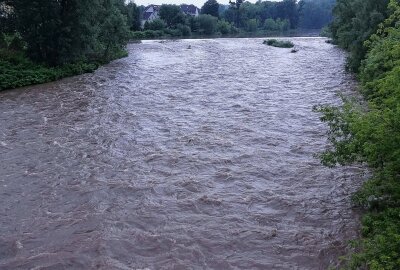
163, 28, 183, 37
10, 0, 130, 66
0, 1, 16, 33
317, 0, 400, 268
159, 5, 186, 28
125, 2, 141, 31
298, 0, 336, 29
217, 20, 233, 34
219, 0, 330, 33
330, 0, 390, 72
196, 14, 218, 35
263, 39, 294, 48
8, 33, 25, 51
177, 24, 191, 36
0, 32, 7, 49
263, 18, 289, 31
0, 49, 99, 91
1, 0, 133, 90
246, 18, 259, 32
144, 19, 167, 31
131, 31, 145, 39
201, 0, 219, 18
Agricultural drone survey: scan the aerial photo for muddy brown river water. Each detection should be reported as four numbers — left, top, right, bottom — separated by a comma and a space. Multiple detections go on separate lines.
0, 38, 363, 269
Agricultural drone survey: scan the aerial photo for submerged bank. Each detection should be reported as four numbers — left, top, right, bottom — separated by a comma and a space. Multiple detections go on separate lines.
0, 49, 127, 91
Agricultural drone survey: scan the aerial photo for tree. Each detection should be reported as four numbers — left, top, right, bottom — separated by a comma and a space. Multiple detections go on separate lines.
126, 2, 141, 31
10, 0, 130, 65
144, 18, 167, 31
159, 4, 186, 28
246, 18, 258, 32
196, 14, 218, 35
217, 20, 232, 34
298, 0, 336, 29
201, 0, 219, 18
0, 0, 16, 33
330, 0, 390, 71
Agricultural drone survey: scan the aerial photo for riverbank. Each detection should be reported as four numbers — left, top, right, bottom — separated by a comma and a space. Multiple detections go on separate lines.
317, 0, 400, 268
130, 28, 322, 41
0, 49, 128, 91
1, 30, 323, 91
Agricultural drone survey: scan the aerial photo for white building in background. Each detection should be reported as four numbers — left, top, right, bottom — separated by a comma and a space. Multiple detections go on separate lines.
141, 5, 161, 28
141, 4, 200, 28
180, 4, 200, 17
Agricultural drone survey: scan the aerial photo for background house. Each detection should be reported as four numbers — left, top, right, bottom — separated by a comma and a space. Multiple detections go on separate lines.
180, 4, 200, 17
141, 5, 160, 28
141, 4, 200, 28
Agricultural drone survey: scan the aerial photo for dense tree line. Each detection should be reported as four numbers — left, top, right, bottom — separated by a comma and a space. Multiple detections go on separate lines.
0, 0, 140, 90
1, 0, 140, 65
298, 0, 336, 29
221, 0, 335, 31
134, 0, 336, 39
316, 0, 400, 267
330, 0, 390, 72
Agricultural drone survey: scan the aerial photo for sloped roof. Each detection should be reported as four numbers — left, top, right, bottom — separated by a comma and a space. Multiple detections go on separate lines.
180, 4, 199, 15
143, 5, 160, 20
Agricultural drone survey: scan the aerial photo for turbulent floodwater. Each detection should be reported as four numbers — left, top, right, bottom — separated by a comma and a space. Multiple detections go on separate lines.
0, 38, 363, 269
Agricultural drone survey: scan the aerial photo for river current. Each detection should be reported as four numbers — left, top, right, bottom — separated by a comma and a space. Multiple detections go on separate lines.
0, 38, 363, 269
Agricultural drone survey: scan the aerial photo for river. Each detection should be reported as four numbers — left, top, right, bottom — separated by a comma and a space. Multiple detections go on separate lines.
0, 38, 363, 269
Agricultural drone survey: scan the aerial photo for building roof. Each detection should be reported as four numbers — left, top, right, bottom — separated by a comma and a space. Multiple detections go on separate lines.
180, 4, 199, 15
143, 5, 160, 20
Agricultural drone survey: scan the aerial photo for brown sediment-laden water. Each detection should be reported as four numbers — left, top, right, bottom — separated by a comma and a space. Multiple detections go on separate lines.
0, 38, 363, 269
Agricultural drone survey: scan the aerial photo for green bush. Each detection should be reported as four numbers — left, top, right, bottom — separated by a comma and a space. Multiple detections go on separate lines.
263, 39, 294, 48
315, 1, 400, 268
144, 18, 167, 31
264, 18, 278, 31
0, 33, 7, 49
196, 14, 218, 35
143, 30, 157, 38
163, 28, 182, 37
131, 31, 145, 39
0, 48, 102, 91
177, 24, 191, 36
246, 18, 259, 32
8, 34, 25, 51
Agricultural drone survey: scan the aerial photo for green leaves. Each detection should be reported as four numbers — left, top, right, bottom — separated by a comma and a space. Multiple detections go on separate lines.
10, 0, 130, 66
320, 1, 400, 268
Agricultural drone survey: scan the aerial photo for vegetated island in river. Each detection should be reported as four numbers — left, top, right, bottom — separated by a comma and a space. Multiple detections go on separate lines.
263, 39, 295, 48
0, 0, 334, 91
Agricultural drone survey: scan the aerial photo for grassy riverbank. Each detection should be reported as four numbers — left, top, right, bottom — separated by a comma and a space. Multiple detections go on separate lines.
0, 49, 128, 91
0, 50, 95, 91
316, 0, 400, 268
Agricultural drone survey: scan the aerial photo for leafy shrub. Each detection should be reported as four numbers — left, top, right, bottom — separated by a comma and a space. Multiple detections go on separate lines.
131, 31, 145, 39
0, 33, 7, 49
177, 24, 191, 36
315, 1, 400, 268
196, 14, 218, 35
246, 18, 258, 32
163, 28, 182, 37
0, 48, 103, 91
143, 30, 157, 38
217, 20, 231, 35
8, 34, 25, 51
264, 18, 279, 31
144, 19, 167, 31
